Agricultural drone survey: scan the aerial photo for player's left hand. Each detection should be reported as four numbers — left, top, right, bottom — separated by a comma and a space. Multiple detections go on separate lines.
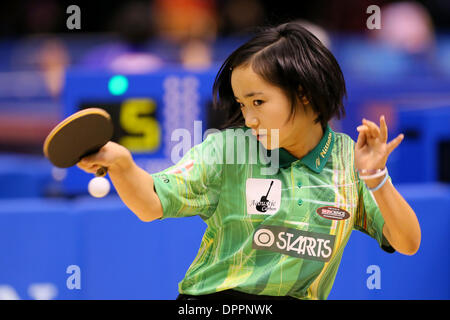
355, 115, 404, 171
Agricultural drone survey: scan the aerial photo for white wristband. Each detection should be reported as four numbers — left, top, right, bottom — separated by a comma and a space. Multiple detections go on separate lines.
358, 167, 387, 180
367, 171, 389, 192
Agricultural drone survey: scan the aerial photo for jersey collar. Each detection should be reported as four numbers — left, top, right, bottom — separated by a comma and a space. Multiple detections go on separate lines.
277, 124, 335, 173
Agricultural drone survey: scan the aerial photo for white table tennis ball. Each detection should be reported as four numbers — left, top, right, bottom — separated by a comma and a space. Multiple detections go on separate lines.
88, 177, 110, 198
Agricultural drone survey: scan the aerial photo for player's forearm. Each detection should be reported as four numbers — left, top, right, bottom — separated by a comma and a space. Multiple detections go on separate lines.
365, 177, 421, 255
108, 161, 163, 222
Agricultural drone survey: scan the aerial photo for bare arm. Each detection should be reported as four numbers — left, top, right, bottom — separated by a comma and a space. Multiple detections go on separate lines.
365, 177, 421, 255
77, 141, 163, 222
356, 116, 421, 255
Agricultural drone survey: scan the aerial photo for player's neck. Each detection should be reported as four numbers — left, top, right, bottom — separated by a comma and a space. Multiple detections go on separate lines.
284, 123, 324, 160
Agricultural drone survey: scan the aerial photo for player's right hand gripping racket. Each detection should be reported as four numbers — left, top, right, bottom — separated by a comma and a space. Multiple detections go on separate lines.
43, 108, 114, 177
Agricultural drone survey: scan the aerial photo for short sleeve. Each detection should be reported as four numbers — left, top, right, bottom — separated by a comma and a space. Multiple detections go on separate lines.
151, 132, 223, 221
353, 174, 396, 253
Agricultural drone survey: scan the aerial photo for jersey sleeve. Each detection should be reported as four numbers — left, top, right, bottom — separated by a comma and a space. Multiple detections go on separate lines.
151, 132, 224, 221
353, 174, 396, 253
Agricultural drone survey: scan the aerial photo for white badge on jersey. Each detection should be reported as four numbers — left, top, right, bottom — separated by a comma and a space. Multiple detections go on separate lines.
246, 178, 282, 215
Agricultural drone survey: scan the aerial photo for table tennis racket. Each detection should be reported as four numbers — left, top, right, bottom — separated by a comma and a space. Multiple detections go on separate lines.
43, 108, 113, 177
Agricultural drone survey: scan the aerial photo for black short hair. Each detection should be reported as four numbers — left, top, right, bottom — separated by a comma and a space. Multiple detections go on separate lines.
212, 21, 346, 129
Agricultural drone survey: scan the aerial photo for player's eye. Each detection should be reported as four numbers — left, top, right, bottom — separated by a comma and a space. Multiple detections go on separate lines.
253, 100, 264, 107
237, 102, 245, 108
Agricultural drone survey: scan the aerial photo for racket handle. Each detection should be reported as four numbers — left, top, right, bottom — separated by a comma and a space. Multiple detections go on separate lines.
95, 166, 108, 177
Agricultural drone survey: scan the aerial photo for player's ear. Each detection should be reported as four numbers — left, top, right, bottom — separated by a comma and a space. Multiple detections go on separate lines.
298, 85, 309, 105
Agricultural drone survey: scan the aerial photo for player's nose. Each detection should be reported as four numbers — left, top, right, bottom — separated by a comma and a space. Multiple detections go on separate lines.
245, 116, 259, 129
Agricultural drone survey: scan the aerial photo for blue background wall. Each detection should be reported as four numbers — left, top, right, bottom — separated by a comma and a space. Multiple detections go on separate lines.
0, 183, 448, 300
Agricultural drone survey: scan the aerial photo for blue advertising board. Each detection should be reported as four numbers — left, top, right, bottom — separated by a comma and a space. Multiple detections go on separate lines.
0, 184, 448, 300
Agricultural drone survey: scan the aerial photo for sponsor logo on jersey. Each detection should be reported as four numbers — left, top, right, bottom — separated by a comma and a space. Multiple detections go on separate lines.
316, 206, 350, 221
315, 131, 332, 169
246, 179, 282, 215
252, 225, 335, 262
167, 159, 195, 175
153, 173, 170, 183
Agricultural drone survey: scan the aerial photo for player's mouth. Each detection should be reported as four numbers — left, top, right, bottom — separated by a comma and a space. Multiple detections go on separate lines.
257, 134, 267, 141
252, 130, 268, 141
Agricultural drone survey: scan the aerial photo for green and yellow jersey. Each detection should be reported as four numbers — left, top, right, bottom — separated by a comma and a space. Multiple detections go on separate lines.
151, 125, 394, 300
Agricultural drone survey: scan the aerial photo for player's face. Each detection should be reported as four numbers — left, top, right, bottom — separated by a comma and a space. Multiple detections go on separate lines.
231, 64, 322, 153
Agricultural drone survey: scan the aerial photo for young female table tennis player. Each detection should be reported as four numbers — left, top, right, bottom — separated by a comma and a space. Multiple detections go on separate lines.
77, 21, 421, 300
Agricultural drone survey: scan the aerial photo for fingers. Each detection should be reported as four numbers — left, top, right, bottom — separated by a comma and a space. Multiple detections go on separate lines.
355, 125, 367, 148
77, 161, 102, 174
379, 115, 388, 143
356, 116, 404, 162
75, 141, 132, 175
362, 118, 381, 140
80, 153, 105, 166
76, 143, 110, 174
357, 116, 388, 142
356, 123, 375, 141
387, 133, 404, 154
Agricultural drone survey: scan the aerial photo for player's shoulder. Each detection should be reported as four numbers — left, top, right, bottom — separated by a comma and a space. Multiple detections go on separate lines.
334, 130, 356, 147
199, 127, 256, 165
331, 130, 357, 158
332, 130, 359, 176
